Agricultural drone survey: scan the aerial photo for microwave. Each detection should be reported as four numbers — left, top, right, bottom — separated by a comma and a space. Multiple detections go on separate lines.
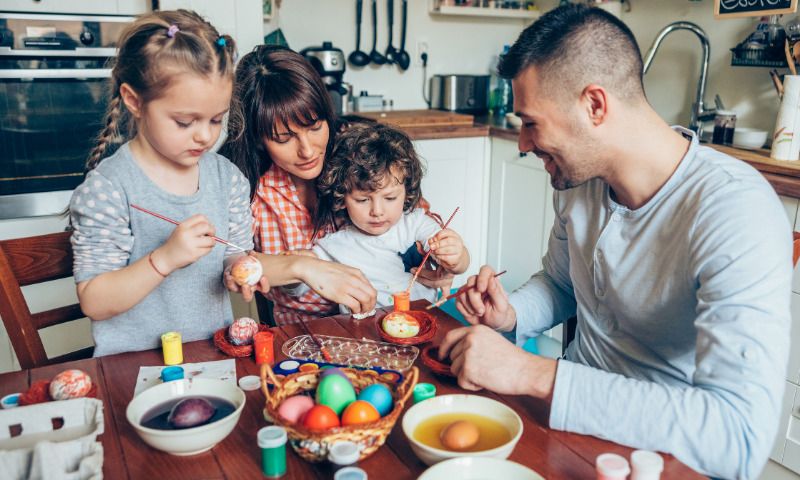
0, 12, 133, 219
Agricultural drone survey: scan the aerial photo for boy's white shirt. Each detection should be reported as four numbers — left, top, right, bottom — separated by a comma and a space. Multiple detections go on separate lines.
283, 208, 441, 312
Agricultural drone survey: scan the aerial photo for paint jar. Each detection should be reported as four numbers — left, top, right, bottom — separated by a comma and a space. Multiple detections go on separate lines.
631, 450, 663, 480
712, 110, 736, 145
328, 440, 360, 473
334, 467, 368, 480
258, 426, 287, 477
413, 383, 436, 404
161, 331, 183, 366
392, 291, 410, 311
160, 366, 184, 382
254, 331, 275, 365
596, 453, 630, 480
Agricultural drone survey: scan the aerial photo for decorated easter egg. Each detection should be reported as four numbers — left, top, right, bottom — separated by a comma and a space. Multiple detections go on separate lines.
319, 367, 350, 383
302, 404, 340, 430
49, 369, 92, 400
315, 374, 356, 415
381, 311, 420, 338
440, 420, 480, 451
277, 395, 315, 424
341, 400, 381, 426
230, 255, 262, 286
168, 397, 216, 428
357, 383, 393, 417
228, 317, 259, 346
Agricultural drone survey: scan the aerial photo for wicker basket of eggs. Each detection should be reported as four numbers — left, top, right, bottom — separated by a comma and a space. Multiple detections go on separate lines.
260, 362, 419, 462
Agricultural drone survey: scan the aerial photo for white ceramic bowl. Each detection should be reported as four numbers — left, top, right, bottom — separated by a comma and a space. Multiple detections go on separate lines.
126, 378, 246, 456
732, 128, 768, 150
401, 394, 523, 466
505, 112, 522, 129
419, 457, 544, 480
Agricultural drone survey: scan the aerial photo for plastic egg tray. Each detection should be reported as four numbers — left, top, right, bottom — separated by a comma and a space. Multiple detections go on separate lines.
281, 335, 419, 372
271, 358, 405, 384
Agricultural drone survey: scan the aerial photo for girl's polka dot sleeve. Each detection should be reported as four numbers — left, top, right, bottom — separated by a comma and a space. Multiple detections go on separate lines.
226, 169, 255, 257
69, 170, 134, 283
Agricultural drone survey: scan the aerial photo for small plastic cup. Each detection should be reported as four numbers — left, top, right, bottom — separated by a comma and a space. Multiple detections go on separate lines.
392, 291, 410, 311
413, 383, 436, 404
631, 450, 664, 480
328, 440, 360, 473
160, 366, 184, 382
161, 331, 183, 366
334, 466, 368, 480
596, 453, 631, 480
258, 426, 287, 477
254, 331, 275, 365
1, 393, 20, 409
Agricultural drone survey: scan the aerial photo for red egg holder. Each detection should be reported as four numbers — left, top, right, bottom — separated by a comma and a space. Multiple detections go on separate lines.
18, 380, 99, 406
421, 345, 455, 378
376, 309, 438, 346
213, 324, 271, 357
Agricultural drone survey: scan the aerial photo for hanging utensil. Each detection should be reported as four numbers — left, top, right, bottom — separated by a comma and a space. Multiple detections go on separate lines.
396, 0, 410, 71
349, 0, 370, 67
369, 0, 387, 65
384, 0, 397, 64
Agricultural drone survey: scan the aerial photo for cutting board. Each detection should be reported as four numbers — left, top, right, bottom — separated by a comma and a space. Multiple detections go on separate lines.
353, 109, 474, 128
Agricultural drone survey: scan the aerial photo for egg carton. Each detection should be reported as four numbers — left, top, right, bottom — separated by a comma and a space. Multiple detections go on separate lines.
0, 397, 104, 480
282, 335, 419, 371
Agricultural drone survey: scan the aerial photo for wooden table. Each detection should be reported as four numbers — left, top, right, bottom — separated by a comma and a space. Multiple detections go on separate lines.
0, 302, 704, 479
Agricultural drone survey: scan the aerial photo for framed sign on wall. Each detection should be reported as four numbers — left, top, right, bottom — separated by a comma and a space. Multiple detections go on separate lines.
714, 0, 798, 18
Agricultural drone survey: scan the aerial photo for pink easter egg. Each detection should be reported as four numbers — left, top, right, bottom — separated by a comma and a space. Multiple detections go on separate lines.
49, 369, 92, 400
277, 395, 315, 424
228, 317, 260, 346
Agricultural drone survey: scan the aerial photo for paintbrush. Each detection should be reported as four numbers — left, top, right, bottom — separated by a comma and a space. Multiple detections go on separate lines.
130, 204, 248, 252
406, 206, 460, 293
298, 318, 332, 362
786, 39, 798, 76
425, 270, 508, 310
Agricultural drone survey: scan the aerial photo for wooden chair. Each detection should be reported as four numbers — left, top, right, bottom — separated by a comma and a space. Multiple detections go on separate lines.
562, 232, 800, 354
0, 231, 93, 369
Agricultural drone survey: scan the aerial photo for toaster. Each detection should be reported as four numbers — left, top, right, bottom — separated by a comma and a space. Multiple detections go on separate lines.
430, 74, 490, 114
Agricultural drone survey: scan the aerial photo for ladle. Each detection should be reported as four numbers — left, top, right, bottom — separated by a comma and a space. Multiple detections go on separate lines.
348, 0, 370, 67
384, 0, 397, 64
395, 0, 410, 70
369, 0, 387, 65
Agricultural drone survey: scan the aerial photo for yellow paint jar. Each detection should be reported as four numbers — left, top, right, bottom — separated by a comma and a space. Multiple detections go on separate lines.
161, 331, 183, 365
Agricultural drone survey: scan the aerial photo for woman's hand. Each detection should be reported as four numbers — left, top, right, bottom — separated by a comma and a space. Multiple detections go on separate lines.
428, 228, 469, 274
299, 257, 377, 314
152, 214, 216, 274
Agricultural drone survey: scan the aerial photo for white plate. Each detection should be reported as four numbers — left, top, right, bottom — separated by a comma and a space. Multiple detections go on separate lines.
419, 457, 544, 480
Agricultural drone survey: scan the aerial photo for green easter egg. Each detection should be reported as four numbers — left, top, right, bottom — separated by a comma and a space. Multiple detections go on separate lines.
315, 374, 356, 415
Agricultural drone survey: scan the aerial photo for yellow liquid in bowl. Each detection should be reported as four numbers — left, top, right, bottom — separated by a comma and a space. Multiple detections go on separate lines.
413, 412, 512, 452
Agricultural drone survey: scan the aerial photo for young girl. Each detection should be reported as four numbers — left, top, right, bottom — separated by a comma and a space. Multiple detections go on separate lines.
69, 10, 266, 356
286, 122, 470, 310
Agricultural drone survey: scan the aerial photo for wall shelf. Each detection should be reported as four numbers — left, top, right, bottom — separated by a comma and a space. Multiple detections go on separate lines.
429, 4, 541, 20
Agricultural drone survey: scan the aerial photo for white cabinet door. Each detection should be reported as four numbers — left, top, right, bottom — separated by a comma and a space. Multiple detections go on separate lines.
784, 386, 800, 474
487, 137, 551, 293
414, 137, 490, 287
2, 0, 147, 15
773, 381, 798, 463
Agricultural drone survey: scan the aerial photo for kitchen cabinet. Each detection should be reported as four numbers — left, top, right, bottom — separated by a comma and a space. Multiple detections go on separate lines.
773, 382, 797, 464
784, 388, 800, 475
415, 136, 490, 287
1, 0, 148, 15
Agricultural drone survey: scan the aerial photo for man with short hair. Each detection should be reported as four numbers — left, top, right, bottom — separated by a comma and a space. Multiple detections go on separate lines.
439, 5, 791, 479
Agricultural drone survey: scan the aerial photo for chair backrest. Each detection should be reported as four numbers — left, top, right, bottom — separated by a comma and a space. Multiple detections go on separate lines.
0, 231, 92, 369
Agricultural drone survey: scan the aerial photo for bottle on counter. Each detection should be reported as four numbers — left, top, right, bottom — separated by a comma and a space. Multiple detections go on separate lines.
489, 45, 513, 117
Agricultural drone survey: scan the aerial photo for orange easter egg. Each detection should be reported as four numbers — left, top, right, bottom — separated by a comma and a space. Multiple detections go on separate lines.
302, 405, 340, 430
341, 400, 380, 426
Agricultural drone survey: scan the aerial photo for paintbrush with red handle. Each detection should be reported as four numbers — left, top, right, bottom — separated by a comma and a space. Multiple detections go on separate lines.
406, 206, 460, 293
131, 204, 247, 252
425, 270, 508, 310
297, 317, 332, 362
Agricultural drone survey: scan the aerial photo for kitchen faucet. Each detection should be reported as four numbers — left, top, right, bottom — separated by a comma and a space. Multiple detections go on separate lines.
643, 21, 719, 134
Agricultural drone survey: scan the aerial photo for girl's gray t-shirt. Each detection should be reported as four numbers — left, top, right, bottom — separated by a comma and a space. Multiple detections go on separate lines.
69, 143, 254, 356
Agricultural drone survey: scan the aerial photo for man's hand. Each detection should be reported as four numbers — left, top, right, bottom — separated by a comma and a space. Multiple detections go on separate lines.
438, 324, 557, 399
455, 265, 516, 332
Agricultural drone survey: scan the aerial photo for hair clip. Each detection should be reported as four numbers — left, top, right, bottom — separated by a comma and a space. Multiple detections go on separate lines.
166, 25, 180, 38
216, 37, 226, 47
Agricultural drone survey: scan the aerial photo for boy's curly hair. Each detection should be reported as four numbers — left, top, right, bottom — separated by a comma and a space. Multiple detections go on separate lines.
315, 122, 425, 233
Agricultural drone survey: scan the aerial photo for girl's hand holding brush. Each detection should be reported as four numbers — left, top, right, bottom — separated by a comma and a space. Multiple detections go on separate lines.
150, 214, 217, 275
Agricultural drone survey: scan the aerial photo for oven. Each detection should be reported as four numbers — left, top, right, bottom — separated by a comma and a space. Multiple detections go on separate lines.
0, 12, 133, 219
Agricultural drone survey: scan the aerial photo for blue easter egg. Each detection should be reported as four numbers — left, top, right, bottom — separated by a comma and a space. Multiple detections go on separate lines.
357, 383, 393, 417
